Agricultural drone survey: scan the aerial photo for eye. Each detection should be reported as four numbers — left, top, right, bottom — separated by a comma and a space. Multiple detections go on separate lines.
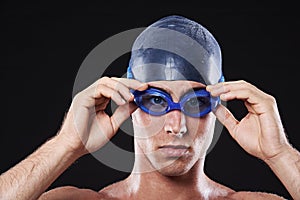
150, 96, 165, 105
186, 97, 200, 107
183, 96, 210, 113
141, 95, 168, 113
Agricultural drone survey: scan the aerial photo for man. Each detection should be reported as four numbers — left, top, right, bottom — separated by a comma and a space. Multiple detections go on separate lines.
0, 15, 299, 200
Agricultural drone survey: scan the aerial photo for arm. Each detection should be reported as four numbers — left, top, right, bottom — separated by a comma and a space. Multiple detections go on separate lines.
0, 134, 79, 200
0, 77, 147, 200
264, 145, 300, 199
207, 80, 300, 200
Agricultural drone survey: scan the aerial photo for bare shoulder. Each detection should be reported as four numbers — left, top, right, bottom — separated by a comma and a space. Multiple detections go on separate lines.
98, 180, 129, 199
38, 186, 108, 200
228, 191, 287, 200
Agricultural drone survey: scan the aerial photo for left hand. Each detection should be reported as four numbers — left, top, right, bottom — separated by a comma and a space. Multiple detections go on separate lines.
206, 80, 290, 161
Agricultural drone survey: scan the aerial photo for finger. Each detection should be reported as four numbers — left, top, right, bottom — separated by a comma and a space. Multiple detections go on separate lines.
107, 78, 148, 102
92, 77, 147, 103
207, 80, 274, 113
95, 97, 109, 105
94, 85, 127, 106
109, 102, 138, 133
219, 89, 254, 103
244, 101, 256, 114
218, 87, 274, 115
206, 80, 252, 97
95, 99, 110, 112
213, 104, 239, 140
206, 82, 230, 96
98, 77, 134, 102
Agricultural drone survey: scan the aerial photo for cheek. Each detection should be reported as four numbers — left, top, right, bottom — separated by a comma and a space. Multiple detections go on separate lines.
188, 114, 216, 153
135, 137, 153, 153
132, 109, 167, 139
187, 113, 215, 135
132, 109, 151, 126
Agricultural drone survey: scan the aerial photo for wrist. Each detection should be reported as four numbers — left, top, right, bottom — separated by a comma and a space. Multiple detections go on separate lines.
263, 144, 300, 200
56, 112, 89, 158
264, 144, 296, 167
53, 131, 87, 160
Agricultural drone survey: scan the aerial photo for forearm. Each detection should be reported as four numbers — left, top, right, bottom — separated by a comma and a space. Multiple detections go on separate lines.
0, 133, 80, 200
265, 145, 300, 200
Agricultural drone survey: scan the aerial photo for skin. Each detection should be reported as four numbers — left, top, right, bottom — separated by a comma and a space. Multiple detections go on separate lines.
0, 77, 299, 200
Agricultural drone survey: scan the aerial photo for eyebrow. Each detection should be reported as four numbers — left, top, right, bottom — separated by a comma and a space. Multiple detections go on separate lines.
149, 86, 205, 96
149, 86, 172, 94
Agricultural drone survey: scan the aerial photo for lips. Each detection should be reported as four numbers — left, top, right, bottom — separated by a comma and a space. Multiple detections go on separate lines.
158, 145, 190, 157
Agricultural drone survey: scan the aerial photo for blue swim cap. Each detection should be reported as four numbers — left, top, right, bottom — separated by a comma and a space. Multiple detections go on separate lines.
127, 15, 224, 85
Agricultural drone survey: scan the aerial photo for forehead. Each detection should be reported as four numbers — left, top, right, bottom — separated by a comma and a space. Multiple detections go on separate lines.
147, 80, 206, 96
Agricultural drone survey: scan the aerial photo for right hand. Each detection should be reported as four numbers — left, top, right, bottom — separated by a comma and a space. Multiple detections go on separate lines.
58, 76, 148, 156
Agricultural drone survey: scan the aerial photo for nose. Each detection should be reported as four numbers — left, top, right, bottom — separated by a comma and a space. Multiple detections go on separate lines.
164, 110, 187, 137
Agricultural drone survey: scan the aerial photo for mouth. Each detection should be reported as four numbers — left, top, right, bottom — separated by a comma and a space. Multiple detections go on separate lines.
158, 145, 190, 158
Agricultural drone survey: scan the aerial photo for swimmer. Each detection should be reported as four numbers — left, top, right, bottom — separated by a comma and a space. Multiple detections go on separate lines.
1, 15, 299, 200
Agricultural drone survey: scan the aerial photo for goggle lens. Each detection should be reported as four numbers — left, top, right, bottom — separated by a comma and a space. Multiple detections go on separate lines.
141, 94, 168, 113
182, 96, 210, 115
133, 87, 218, 117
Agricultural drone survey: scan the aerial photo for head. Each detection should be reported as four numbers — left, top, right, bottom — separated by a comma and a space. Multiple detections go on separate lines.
127, 15, 223, 176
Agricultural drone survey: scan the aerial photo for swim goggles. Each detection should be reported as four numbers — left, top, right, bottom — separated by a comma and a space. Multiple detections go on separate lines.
132, 87, 219, 118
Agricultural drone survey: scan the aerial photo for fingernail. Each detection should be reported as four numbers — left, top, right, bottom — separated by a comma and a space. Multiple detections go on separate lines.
129, 93, 134, 100
220, 93, 226, 100
121, 98, 126, 104
206, 85, 212, 91
137, 83, 148, 90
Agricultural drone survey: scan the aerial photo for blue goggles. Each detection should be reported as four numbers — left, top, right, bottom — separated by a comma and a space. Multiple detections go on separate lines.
132, 87, 219, 118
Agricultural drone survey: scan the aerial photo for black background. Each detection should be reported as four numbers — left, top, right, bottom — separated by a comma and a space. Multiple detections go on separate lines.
1, 1, 299, 199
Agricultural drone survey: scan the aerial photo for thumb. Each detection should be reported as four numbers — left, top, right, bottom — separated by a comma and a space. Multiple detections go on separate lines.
110, 102, 138, 133
213, 104, 239, 140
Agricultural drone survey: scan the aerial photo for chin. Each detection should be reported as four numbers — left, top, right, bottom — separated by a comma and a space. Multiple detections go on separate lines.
158, 166, 190, 176
153, 157, 195, 176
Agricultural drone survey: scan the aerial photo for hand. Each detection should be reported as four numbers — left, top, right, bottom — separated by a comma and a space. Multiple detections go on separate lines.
58, 77, 148, 156
206, 80, 290, 161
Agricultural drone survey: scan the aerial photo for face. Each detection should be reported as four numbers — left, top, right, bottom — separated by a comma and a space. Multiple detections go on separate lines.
132, 80, 216, 176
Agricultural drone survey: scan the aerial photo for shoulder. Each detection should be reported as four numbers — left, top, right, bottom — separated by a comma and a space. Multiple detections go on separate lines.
228, 191, 287, 200
98, 181, 129, 199
38, 186, 108, 200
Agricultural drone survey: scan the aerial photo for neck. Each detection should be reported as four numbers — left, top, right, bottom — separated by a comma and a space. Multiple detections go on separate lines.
126, 159, 219, 200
